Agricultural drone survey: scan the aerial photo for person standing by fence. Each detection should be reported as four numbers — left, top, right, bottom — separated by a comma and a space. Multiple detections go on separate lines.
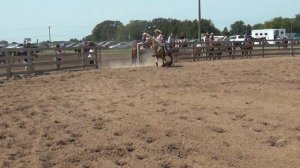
87, 48, 95, 68
54, 44, 62, 70
167, 33, 176, 49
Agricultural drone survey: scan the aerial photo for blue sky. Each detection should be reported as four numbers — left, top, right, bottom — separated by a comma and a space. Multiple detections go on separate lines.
1, 0, 299, 42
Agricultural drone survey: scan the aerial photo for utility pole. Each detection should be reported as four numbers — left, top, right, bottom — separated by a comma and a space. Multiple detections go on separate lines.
48, 26, 51, 42
198, 0, 201, 41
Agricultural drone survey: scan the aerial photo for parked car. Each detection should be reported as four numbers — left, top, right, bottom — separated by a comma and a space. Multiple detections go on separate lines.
6, 43, 24, 48
65, 43, 78, 48
73, 41, 95, 48
101, 41, 118, 48
97, 41, 107, 47
36, 42, 50, 48
229, 35, 245, 42
109, 42, 131, 49
287, 33, 300, 43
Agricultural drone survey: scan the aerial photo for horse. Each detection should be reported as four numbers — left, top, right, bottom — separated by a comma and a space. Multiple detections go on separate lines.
204, 40, 223, 60
276, 37, 289, 49
240, 38, 254, 59
145, 35, 173, 67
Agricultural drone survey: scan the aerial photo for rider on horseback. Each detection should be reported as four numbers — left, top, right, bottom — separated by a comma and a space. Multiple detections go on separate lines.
153, 29, 167, 57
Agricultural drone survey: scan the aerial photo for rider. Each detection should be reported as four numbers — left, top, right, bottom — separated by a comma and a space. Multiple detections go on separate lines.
210, 33, 215, 42
137, 33, 148, 48
167, 33, 176, 49
244, 31, 250, 44
154, 29, 167, 55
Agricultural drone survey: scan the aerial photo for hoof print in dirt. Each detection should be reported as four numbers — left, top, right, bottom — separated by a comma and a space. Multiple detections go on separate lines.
211, 126, 226, 133
266, 136, 288, 147
115, 159, 127, 166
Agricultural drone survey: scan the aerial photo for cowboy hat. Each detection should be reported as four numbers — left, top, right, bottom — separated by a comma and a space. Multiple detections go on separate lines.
142, 33, 147, 36
154, 29, 162, 34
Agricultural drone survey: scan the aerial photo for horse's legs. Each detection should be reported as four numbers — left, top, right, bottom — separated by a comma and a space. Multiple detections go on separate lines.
162, 57, 165, 67
155, 57, 158, 67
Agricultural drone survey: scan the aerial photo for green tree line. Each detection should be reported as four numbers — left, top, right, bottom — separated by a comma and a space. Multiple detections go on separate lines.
86, 16, 300, 42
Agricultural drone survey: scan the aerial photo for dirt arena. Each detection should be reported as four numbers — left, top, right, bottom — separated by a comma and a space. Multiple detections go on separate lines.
0, 56, 299, 168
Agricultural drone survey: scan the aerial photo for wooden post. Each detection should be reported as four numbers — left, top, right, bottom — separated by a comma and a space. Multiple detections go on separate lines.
27, 48, 33, 74
291, 40, 294, 56
233, 45, 236, 59
262, 43, 265, 58
5, 50, 12, 77
137, 43, 140, 65
98, 47, 102, 68
94, 47, 98, 69
192, 42, 195, 62
83, 47, 86, 69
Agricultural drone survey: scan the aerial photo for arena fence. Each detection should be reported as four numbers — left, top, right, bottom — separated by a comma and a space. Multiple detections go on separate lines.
0, 39, 299, 77
0, 47, 101, 77
165, 39, 299, 62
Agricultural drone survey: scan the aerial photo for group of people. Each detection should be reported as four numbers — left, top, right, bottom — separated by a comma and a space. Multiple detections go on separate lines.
204, 33, 215, 43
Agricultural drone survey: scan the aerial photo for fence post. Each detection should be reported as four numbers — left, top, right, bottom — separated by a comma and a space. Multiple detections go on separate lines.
192, 42, 195, 62
233, 45, 236, 59
5, 50, 12, 77
291, 40, 294, 56
262, 43, 265, 58
99, 47, 102, 68
94, 47, 98, 69
82, 47, 87, 69
27, 48, 33, 74
137, 43, 140, 65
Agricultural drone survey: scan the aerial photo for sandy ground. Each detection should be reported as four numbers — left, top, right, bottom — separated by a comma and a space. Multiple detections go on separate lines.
0, 56, 300, 168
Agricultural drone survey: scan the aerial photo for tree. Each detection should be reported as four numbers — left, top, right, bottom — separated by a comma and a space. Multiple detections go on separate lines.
246, 24, 252, 35
69, 38, 80, 42
230, 21, 247, 35
0, 40, 8, 45
125, 20, 149, 40
222, 27, 230, 36
88, 17, 222, 42
252, 23, 265, 30
92, 20, 123, 41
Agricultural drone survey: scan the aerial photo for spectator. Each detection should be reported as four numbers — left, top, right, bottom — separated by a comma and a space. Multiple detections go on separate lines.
167, 33, 176, 49
87, 48, 95, 68
54, 44, 62, 69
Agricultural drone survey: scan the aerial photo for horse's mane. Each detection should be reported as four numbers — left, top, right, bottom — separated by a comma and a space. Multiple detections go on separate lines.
147, 35, 163, 48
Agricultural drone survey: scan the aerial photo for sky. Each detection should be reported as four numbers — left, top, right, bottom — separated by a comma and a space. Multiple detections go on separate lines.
1, 0, 299, 43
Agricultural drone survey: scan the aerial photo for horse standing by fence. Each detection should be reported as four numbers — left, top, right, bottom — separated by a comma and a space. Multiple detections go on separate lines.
240, 37, 254, 59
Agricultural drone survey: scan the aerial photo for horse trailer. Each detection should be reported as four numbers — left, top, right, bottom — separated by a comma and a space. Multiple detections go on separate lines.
251, 29, 286, 44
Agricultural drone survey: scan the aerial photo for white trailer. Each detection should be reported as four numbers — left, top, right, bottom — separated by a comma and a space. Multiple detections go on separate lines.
251, 29, 286, 44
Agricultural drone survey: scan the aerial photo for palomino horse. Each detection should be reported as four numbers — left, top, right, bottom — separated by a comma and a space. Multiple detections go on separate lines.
146, 35, 173, 67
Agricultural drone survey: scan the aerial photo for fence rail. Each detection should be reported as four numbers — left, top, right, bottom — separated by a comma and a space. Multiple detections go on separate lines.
0, 47, 101, 77
1, 39, 300, 77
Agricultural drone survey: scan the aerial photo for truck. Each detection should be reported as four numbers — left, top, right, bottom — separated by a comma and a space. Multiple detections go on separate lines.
251, 29, 286, 44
